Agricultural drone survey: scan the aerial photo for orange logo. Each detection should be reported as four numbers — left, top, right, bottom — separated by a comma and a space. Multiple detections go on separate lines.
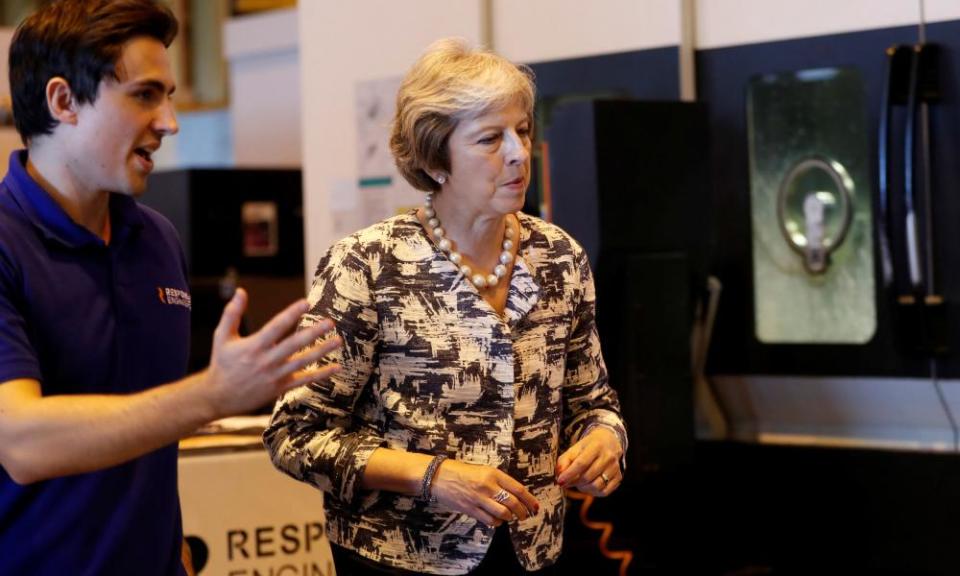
156, 286, 192, 310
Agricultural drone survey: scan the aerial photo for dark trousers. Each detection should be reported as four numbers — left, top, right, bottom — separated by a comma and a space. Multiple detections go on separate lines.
331, 524, 559, 575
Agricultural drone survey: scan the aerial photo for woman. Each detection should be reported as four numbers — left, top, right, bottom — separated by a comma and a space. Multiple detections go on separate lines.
265, 38, 626, 575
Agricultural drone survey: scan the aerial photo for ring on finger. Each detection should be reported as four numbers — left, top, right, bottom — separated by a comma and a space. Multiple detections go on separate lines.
493, 489, 510, 504
599, 472, 610, 486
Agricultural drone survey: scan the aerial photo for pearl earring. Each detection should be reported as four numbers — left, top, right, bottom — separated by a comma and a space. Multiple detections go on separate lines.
436, 174, 446, 185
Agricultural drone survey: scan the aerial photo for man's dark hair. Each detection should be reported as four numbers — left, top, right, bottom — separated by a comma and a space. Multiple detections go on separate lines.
9, 0, 179, 143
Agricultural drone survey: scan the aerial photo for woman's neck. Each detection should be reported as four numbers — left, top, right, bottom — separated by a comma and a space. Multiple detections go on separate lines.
430, 196, 508, 269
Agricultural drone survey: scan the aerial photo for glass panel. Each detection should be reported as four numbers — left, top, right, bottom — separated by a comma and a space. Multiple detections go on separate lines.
748, 67, 876, 343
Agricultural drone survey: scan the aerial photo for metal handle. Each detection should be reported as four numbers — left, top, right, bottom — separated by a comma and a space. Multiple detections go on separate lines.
878, 44, 911, 287
777, 156, 854, 274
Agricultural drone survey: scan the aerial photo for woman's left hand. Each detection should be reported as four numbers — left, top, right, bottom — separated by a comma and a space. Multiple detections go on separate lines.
555, 427, 623, 497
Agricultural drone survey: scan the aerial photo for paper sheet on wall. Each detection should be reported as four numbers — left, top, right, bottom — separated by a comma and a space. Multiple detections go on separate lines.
329, 179, 364, 239
354, 77, 423, 226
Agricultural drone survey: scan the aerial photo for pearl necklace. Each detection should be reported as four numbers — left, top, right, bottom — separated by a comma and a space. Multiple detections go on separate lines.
423, 193, 514, 289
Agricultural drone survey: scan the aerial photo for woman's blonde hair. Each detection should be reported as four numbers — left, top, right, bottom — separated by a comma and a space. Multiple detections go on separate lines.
390, 38, 536, 192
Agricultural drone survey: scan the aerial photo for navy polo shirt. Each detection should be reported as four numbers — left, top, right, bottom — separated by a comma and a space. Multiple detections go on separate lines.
0, 151, 191, 575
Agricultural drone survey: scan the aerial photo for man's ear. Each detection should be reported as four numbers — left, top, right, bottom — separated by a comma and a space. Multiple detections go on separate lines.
45, 77, 78, 125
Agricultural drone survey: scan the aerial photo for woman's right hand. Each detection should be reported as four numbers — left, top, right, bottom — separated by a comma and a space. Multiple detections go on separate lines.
431, 459, 540, 527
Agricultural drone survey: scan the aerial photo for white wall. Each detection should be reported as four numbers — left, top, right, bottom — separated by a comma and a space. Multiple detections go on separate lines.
698, 0, 960, 49
298, 0, 483, 272
493, 0, 681, 63
224, 8, 301, 167
153, 108, 233, 171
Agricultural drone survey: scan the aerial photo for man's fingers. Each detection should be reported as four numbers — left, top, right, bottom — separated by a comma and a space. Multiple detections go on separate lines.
265, 320, 336, 366
212, 288, 248, 346
275, 336, 343, 380
250, 299, 310, 349
278, 363, 342, 395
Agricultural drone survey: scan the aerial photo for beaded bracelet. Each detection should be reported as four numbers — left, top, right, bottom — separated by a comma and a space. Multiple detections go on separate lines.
419, 454, 448, 502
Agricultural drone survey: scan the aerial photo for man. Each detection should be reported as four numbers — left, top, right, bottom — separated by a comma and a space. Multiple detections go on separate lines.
0, 1, 340, 574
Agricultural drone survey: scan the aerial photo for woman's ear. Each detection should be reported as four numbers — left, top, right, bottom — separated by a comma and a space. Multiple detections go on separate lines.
45, 77, 79, 126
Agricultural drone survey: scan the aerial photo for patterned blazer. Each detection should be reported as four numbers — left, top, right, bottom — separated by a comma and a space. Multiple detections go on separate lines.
264, 211, 627, 575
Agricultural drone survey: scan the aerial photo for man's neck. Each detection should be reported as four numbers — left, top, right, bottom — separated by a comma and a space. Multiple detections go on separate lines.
26, 146, 111, 242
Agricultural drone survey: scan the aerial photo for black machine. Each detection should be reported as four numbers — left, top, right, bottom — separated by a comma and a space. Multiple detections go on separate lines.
140, 168, 305, 372
705, 23, 960, 380
542, 100, 709, 572
545, 100, 709, 476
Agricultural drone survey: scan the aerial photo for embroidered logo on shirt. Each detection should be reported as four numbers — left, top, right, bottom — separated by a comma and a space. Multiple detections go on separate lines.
157, 286, 191, 310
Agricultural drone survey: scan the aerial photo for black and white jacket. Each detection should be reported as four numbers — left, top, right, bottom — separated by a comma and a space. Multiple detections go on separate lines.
264, 211, 626, 574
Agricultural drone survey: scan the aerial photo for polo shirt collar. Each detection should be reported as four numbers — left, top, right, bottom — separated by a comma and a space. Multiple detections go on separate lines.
3, 150, 143, 248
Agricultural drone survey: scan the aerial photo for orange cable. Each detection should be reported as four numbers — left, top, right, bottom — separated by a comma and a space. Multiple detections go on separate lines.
566, 490, 634, 576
